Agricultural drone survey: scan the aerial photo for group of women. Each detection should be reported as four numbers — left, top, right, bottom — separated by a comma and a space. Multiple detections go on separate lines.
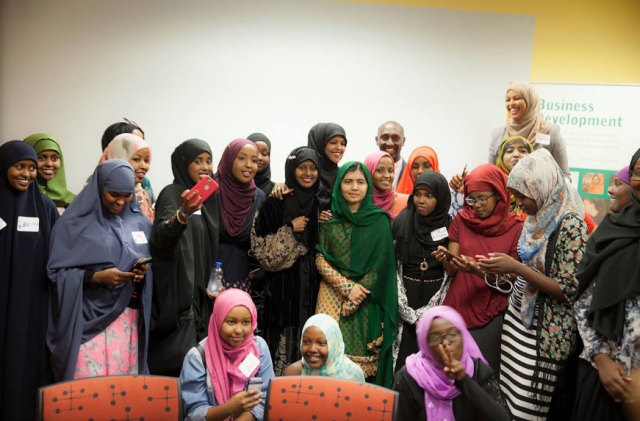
2, 81, 639, 421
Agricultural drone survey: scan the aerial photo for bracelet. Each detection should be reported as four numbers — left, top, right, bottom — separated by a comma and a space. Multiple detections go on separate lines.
176, 209, 189, 225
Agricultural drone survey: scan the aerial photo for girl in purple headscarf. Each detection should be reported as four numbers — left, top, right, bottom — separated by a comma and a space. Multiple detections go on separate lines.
392, 306, 508, 421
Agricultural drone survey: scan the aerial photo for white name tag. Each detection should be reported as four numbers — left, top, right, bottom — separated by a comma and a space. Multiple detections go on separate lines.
430, 227, 449, 242
17, 216, 39, 232
238, 352, 260, 377
132, 231, 148, 244
535, 132, 551, 146
192, 209, 202, 216
0, 218, 6, 231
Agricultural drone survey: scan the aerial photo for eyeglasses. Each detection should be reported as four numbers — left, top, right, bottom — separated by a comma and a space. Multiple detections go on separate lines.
630, 170, 640, 181
465, 192, 496, 206
428, 331, 461, 346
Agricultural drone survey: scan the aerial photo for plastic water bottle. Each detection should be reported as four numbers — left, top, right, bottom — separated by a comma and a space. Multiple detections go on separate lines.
207, 262, 223, 296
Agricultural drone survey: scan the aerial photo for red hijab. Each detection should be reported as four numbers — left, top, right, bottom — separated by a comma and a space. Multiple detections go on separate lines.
396, 146, 440, 194
214, 139, 258, 237
204, 289, 259, 419
457, 164, 520, 236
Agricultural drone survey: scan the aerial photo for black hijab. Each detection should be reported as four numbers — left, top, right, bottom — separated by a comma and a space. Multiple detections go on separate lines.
0, 141, 58, 420
576, 148, 640, 339
307, 122, 347, 207
283, 146, 321, 220
247, 133, 275, 196
394, 172, 452, 263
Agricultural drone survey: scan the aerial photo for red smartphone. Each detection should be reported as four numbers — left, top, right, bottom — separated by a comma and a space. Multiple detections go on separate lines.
188, 176, 219, 205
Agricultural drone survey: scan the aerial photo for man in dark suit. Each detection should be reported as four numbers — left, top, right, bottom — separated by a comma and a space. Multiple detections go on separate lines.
375, 121, 406, 188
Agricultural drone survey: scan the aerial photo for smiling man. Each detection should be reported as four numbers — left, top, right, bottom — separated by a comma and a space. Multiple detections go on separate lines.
375, 121, 406, 188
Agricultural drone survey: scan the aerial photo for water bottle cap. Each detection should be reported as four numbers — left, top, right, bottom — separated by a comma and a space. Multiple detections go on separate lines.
215, 261, 222, 268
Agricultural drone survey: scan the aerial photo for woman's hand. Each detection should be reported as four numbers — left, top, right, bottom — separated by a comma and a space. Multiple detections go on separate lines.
270, 183, 293, 200
436, 343, 467, 381
92, 267, 136, 286
477, 253, 520, 275
319, 210, 333, 223
348, 284, 370, 306
291, 216, 309, 233
341, 301, 357, 317
450, 255, 480, 274
449, 171, 466, 192
432, 247, 449, 264
225, 389, 262, 415
594, 354, 633, 403
180, 189, 203, 216
131, 258, 149, 282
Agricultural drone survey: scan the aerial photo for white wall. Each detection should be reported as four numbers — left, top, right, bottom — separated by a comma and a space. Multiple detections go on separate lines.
0, 0, 534, 193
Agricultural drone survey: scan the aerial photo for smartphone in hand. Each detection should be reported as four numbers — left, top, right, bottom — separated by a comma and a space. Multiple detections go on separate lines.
438, 246, 460, 262
188, 176, 219, 206
132, 257, 152, 270
244, 377, 262, 393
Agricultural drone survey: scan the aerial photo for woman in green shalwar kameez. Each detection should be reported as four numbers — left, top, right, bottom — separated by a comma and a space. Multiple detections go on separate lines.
315, 161, 398, 388
24, 133, 75, 213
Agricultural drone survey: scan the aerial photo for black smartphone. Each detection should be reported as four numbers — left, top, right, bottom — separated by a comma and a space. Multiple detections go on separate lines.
133, 257, 152, 270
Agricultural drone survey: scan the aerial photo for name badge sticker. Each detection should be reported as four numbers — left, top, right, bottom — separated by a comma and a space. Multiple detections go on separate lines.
430, 227, 448, 242
17, 216, 39, 232
536, 132, 551, 146
238, 353, 260, 377
132, 231, 148, 245
0, 218, 6, 231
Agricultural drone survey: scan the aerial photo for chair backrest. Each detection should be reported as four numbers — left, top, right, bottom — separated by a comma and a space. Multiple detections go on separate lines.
265, 375, 398, 421
38, 374, 182, 421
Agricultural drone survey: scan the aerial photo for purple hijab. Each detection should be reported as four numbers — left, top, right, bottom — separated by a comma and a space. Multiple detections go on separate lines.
47, 160, 153, 381
214, 139, 258, 237
405, 306, 486, 421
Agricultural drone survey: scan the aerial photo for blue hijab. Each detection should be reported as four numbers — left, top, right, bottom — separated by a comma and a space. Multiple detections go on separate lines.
47, 159, 153, 381
0, 141, 58, 421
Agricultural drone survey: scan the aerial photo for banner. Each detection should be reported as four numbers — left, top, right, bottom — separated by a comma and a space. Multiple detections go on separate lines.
532, 83, 640, 227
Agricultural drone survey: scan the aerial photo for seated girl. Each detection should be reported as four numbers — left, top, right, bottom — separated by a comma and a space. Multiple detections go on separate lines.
393, 306, 509, 421
283, 313, 365, 382
180, 289, 274, 421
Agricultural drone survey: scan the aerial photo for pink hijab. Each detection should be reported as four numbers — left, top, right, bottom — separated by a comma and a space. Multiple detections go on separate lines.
99, 133, 151, 164
214, 139, 258, 237
204, 289, 259, 418
365, 151, 396, 218
405, 306, 486, 421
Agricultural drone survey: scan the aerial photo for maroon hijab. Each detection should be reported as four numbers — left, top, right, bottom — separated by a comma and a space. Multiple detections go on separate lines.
214, 139, 258, 237
457, 164, 520, 236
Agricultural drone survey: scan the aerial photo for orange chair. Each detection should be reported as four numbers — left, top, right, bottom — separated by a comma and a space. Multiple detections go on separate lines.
38, 374, 182, 421
265, 376, 398, 421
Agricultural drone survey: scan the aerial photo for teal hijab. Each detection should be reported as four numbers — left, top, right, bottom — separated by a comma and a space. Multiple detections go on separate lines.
24, 133, 75, 207
300, 314, 365, 382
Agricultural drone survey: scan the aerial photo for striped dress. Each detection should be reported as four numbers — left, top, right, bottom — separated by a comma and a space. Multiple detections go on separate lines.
500, 278, 562, 420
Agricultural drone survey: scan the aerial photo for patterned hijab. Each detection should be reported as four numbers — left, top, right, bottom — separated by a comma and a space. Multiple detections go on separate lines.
204, 289, 259, 420
458, 164, 520, 237
364, 151, 396, 218
396, 146, 440, 195
24, 133, 76, 207
507, 149, 584, 270
506, 82, 553, 142
214, 139, 259, 237
300, 314, 365, 382
406, 306, 486, 421
100, 133, 152, 165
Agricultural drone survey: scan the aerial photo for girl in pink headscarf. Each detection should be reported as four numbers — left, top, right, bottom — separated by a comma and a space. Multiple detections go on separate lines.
180, 288, 274, 421
364, 151, 408, 219
101, 133, 154, 221
393, 306, 508, 421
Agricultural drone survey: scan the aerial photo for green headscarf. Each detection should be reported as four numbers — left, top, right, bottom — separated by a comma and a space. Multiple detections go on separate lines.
315, 161, 398, 388
495, 135, 533, 217
24, 133, 75, 207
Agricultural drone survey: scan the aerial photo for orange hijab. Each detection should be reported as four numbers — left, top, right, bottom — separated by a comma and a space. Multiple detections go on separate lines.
396, 146, 440, 194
